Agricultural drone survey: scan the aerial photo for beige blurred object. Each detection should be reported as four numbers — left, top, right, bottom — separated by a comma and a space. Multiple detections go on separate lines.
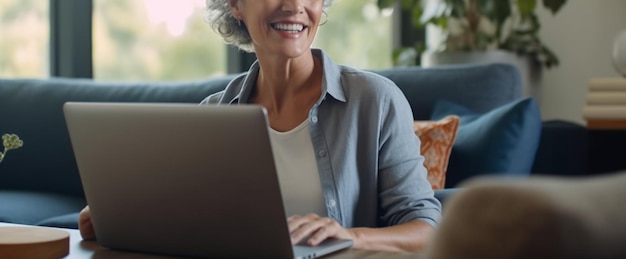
424, 172, 626, 259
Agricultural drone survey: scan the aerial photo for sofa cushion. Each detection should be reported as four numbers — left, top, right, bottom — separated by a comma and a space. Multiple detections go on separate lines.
0, 190, 86, 226
0, 76, 235, 197
36, 212, 80, 229
432, 98, 542, 187
376, 63, 522, 120
413, 115, 460, 190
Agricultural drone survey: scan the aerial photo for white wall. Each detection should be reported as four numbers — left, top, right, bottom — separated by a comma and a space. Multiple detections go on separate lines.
537, 0, 626, 124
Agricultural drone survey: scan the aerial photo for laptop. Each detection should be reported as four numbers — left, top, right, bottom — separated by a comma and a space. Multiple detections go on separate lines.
63, 102, 352, 258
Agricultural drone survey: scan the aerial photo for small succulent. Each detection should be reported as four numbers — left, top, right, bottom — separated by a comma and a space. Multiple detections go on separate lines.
0, 134, 23, 164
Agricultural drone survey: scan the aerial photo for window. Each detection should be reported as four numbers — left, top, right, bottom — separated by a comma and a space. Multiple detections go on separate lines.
92, 0, 392, 79
92, 0, 227, 81
0, 0, 49, 77
314, 0, 392, 69
1, 0, 396, 79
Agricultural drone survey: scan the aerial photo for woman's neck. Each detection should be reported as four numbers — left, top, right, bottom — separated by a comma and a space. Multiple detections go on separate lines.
253, 50, 322, 114
256, 50, 315, 91
250, 50, 323, 132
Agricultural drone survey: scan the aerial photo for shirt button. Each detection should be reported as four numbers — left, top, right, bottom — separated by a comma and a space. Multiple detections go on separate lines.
318, 150, 326, 157
328, 199, 336, 208
311, 116, 318, 123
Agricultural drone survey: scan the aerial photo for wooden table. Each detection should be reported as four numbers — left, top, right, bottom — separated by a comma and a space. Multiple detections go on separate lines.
0, 223, 422, 258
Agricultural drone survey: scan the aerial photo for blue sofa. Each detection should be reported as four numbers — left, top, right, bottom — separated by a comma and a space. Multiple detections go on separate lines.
0, 63, 561, 229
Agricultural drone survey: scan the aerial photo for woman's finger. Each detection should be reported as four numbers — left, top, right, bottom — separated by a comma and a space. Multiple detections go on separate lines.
78, 206, 97, 240
289, 216, 332, 245
287, 213, 320, 232
308, 219, 348, 246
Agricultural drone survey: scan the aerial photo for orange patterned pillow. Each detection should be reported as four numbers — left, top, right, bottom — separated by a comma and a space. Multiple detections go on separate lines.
413, 115, 460, 190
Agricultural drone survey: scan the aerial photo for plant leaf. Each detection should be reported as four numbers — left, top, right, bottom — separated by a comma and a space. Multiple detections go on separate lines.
517, 0, 537, 18
401, 0, 419, 10
376, 0, 396, 9
413, 2, 427, 27
392, 47, 418, 66
477, 0, 511, 26
447, 0, 466, 18
542, 0, 567, 14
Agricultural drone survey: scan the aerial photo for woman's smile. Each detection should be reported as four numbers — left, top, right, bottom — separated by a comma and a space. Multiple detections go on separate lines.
271, 22, 308, 38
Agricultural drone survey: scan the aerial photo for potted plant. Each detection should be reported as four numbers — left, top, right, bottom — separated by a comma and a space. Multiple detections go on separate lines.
377, 0, 567, 68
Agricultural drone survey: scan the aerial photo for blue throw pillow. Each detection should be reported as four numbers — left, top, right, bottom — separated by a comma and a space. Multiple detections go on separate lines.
431, 97, 542, 188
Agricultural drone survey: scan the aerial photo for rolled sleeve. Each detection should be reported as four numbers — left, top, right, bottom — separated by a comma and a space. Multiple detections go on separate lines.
377, 88, 442, 227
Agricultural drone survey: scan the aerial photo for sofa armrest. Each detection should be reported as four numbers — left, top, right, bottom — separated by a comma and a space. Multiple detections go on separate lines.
531, 120, 588, 176
0, 191, 85, 226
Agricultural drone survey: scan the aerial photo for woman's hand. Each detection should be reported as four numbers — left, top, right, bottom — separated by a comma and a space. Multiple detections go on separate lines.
289, 214, 434, 253
287, 214, 357, 247
78, 205, 96, 240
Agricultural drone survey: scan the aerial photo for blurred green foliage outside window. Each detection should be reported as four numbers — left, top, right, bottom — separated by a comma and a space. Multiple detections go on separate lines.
0, 0, 49, 78
0, 0, 392, 80
93, 0, 227, 81
94, 0, 392, 81
315, 0, 392, 69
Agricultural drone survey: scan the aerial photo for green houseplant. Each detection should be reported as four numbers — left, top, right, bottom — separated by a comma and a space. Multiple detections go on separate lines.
377, 0, 567, 68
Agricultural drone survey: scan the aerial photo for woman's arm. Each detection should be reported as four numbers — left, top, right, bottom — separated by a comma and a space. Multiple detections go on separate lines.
292, 72, 439, 252
350, 220, 434, 253
289, 214, 434, 253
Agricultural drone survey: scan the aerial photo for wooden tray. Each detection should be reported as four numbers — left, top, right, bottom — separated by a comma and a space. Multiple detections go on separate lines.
0, 226, 70, 259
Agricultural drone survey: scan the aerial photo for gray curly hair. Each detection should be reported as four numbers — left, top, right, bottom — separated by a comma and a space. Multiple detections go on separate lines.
205, 0, 335, 52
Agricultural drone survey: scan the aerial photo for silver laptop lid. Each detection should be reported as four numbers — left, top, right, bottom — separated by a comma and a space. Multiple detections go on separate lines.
64, 102, 296, 258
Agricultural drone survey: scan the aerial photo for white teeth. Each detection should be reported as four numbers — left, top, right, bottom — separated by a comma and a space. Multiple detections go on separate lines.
273, 23, 304, 33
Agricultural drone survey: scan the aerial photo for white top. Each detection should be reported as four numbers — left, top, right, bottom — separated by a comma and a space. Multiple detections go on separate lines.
268, 121, 327, 217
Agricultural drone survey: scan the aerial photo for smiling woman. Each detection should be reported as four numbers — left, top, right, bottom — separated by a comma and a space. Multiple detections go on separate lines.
79, 0, 440, 253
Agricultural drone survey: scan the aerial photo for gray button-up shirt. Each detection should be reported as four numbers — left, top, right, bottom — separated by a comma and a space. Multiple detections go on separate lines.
201, 49, 441, 228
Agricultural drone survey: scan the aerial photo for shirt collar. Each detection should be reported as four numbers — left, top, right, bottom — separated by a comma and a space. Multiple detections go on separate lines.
313, 49, 346, 103
226, 48, 347, 104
